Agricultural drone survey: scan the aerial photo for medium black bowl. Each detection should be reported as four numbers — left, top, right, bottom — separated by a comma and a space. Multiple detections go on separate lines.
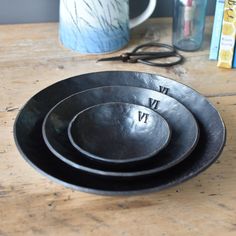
43, 86, 199, 177
68, 102, 171, 164
14, 71, 226, 195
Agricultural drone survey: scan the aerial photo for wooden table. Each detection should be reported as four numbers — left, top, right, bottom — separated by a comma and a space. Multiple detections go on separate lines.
0, 18, 235, 236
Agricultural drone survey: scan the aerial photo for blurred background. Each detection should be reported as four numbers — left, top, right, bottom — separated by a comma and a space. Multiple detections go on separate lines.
0, 0, 215, 24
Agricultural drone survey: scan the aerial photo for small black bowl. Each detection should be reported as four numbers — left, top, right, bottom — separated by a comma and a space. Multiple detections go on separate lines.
68, 102, 171, 164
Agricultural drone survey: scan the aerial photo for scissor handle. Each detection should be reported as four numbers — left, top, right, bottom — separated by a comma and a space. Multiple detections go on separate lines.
131, 42, 175, 54
129, 42, 184, 67
137, 52, 184, 67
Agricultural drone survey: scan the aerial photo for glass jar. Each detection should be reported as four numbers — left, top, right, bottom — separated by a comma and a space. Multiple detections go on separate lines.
172, 0, 208, 51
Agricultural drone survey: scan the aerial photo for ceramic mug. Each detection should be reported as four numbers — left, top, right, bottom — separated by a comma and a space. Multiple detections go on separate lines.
59, 0, 157, 54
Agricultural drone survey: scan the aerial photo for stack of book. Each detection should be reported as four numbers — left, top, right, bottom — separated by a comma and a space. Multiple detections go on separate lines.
209, 0, 236, 69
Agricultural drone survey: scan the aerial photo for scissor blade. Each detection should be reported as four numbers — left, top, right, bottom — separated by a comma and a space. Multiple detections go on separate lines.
97, 56, 122, 62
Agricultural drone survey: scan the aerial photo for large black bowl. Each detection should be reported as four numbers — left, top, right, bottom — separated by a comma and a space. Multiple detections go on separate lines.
68, 102, 171, 164
14, 71, 226, 195
42, 86, 199, 176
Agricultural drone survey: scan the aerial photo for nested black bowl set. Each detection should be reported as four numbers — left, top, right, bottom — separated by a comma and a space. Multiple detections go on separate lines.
14, 71, 226, 195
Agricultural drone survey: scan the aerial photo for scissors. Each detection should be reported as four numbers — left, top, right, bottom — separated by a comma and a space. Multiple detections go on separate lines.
97, 42, 184, 67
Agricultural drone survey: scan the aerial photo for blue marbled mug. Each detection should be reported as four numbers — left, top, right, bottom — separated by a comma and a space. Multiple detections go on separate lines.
59, 0, 157, 54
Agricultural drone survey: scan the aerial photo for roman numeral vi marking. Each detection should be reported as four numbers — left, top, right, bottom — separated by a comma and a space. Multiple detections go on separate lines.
149, 98, 160, 110
159, 86, 169, 95
138, 111, 149, 124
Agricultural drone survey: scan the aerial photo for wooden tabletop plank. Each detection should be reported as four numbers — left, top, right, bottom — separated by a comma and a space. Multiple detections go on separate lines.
0, 17, 235, 236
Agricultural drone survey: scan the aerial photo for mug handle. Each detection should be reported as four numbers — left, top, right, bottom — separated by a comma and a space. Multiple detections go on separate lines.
130, 0, 157, 29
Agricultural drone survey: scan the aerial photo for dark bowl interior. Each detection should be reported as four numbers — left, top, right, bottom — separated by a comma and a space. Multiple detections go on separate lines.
68, 102, 171, 164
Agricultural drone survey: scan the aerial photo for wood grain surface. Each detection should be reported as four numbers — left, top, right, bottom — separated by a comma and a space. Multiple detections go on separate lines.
0, 18, 235, 236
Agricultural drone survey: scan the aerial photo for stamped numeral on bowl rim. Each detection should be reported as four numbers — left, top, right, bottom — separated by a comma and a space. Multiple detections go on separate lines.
159, 86, 169, 95
149, 98, 160, 110
138, 111, 149, 123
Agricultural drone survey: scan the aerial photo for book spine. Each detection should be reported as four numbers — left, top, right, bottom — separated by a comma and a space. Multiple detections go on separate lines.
233, 45, 236, 68
209, 0, 225, 60
217, 0, 236, 68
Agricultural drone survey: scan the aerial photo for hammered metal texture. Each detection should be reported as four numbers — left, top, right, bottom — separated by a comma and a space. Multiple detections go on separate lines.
43, 86, 199, 177
68, 102, 171, 164
14, 71, 226, 195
